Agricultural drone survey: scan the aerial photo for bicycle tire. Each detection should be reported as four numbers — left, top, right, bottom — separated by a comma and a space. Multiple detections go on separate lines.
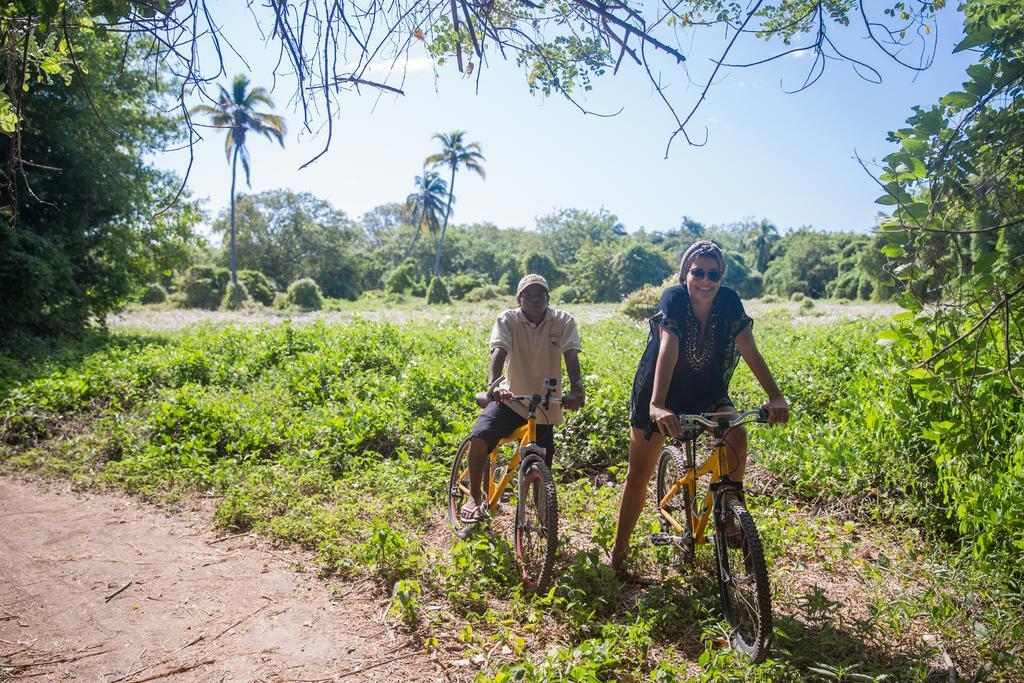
713, 496, 772, 662
514, 460, 557, 593
655, 446, 695, 566
447, 436, 491, 538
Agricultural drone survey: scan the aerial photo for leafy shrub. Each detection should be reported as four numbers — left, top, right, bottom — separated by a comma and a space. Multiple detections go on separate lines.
464, 285, 501, 302
139, 283, 168, 305
238, 270, 276, 306
286, 277, 323, 310
521, 252, 562, 290
550, 284, 582, 304
221, 280, 251, 310
620, 284, 660, 320
447, 273, 489, 300
790, 291, 805, 302
385, 261, 419, 294
180, 266, 230, 310
426, 277, 450, 305
273, 293, 287, 309
609, 244, 673, 301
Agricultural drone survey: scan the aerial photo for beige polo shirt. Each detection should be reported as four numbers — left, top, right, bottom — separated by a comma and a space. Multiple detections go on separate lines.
490, 307, 581, 424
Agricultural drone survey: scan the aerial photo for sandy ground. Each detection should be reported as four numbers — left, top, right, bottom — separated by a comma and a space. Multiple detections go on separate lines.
0, 477, 445, 682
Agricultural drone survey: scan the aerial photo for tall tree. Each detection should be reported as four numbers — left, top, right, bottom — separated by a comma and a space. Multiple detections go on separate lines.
746, 218, 779, 273
425, 131, 485, 277
191, 76, 286, 284
405, 169, 449, 259
0, 32, 200, 341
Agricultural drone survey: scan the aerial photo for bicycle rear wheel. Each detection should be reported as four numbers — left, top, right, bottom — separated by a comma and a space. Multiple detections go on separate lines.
447, 436, 491, 537
514, 460, 557, 593
713, 496, 772, 662
655, 446, 695, 566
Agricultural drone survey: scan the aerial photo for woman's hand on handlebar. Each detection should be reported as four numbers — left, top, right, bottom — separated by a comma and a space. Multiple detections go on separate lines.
650, 403, 682, 437
763, 395, 789, 426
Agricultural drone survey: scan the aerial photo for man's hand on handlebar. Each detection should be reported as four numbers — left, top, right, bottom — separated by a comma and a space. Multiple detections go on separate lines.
563, 388, 585, 411
488, 386, 515, 403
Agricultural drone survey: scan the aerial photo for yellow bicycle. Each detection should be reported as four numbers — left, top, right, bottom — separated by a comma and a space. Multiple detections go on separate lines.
447, 380, 562, 593
651, 408, 773, 662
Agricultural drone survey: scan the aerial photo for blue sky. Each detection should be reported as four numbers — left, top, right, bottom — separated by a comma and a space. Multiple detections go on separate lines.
157, 3, 975, 235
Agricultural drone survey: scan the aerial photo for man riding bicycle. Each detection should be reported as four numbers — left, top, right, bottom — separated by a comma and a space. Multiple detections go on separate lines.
459, 273, 586, 524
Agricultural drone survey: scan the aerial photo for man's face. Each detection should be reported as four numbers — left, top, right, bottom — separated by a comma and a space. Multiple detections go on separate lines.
517, 284, 549, 318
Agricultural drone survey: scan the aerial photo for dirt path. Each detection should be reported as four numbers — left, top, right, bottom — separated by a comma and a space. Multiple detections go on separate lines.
0, 477, 443, 682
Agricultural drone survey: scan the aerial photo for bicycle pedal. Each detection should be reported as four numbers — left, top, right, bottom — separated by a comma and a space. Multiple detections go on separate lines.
651, 532, 687, 546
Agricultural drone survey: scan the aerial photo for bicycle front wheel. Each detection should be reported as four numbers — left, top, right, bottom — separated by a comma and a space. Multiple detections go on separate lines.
655, 446, 695, 567
713, 496, 772, 662
514, 460, 557, 593
447, 436, 491, 537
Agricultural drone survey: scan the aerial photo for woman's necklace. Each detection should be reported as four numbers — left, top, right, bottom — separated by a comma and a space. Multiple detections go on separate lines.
685, 299, 718, 370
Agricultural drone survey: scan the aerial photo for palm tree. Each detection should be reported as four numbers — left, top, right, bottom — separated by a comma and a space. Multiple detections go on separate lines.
425, 131, 486, 277
191, 75, 286, 284
747, 218, 779, 273
404, 169, 449, 259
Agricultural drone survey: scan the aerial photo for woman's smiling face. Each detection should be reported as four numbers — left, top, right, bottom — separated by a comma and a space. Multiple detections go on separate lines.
686, 255, 722, 303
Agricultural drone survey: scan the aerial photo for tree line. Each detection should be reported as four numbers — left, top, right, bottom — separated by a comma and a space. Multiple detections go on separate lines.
157, 190, 896, 312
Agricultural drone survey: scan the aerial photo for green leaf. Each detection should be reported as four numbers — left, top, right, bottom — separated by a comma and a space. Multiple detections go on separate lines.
953, 26, 993, 53
900, 137, 928, 157
877, 330, 903, 345
940, 91, 976, 109
39, 57, 62, 75
875, 194, 898, 206
882, 245, 904, 258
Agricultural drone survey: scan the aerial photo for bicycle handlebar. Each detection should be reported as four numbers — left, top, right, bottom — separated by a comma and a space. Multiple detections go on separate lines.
677, 408, 768, 429
509, 394, 564, 404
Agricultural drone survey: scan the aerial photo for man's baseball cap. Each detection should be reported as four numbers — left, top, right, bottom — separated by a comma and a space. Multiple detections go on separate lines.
516, 274, 549, 297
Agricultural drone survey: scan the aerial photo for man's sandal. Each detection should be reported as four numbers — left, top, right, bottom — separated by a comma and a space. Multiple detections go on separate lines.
459, 501, 486, 524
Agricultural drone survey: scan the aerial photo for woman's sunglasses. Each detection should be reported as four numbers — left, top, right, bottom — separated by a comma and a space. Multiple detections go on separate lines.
689, 267, 722, 282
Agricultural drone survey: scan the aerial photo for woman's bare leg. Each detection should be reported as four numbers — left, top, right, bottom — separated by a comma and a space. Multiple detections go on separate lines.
610, 427, 664, 568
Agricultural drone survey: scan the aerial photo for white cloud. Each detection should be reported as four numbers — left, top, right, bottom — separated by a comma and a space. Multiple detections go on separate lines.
788, 49, 813, 59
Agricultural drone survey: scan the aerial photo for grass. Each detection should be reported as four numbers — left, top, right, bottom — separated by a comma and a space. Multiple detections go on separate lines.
0, 302, 1021, 681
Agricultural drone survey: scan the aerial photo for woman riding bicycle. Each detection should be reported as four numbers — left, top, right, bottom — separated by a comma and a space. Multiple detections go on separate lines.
609, 240, 789, 572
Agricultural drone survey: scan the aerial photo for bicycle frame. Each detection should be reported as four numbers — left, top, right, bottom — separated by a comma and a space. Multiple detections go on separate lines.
657, 410, 763, 545
454, 394, 557, 513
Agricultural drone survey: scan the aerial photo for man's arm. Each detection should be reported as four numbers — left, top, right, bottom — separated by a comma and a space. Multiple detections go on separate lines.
487, 347, 513, 402
563, 349, 585, 410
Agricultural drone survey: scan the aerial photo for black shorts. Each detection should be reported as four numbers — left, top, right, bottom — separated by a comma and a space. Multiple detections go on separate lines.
471, 402, 555, 467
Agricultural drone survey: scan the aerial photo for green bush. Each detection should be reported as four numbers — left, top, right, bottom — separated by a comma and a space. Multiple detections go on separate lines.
620, 284, 660, 320
285, 278, 324, 311
180, 266, 230, 310
426, 277, 451, 305
238, 270, 276, 306
385, 262, 419, 294
551, 284, 583, 304
447, 273, 489, 300
464, 285, 501, 302
221, 281, 251, 311
273, 292, 287, 310
609, 244, 673, 302
139, 283, 168, 305
521, 252, 562, 290
790, 291, 805, 302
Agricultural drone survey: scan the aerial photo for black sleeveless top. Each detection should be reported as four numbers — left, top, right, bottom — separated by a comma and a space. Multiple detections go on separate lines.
628, 285, 752, 427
